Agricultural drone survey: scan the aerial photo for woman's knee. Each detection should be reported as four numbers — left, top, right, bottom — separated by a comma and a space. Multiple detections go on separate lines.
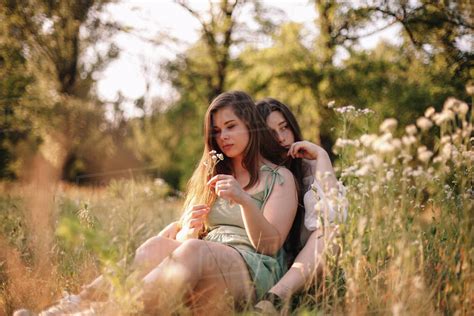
174, 239, 206, 258
135, 235, 164, 263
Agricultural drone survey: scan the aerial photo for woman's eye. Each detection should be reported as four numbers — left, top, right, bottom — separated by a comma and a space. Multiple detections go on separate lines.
227, 124, 235, 129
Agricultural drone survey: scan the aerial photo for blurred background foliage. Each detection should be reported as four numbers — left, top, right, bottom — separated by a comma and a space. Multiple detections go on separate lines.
0, 0, 472, 189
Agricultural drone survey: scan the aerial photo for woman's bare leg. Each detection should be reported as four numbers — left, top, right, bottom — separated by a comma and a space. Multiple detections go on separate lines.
268, 227, 338, 300
138, 239, 255, 315
79, 236, 182, 300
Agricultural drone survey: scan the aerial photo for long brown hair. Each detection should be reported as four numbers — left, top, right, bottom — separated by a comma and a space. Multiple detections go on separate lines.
182, 91, 286, 213
256, 98, 306, 260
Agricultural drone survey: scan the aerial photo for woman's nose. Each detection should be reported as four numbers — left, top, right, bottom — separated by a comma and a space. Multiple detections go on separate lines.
220, 129, 230, 140
277, 132, 285, 144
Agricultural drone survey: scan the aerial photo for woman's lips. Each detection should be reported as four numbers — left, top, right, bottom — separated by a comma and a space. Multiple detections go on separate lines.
222, 144, 233, 151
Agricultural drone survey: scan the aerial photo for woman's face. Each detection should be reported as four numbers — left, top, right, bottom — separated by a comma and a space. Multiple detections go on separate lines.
212, 106, 250, 159
266, 110, 295, 148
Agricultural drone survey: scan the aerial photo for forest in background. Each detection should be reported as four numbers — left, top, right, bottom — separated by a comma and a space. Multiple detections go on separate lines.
1, 0, 472, 190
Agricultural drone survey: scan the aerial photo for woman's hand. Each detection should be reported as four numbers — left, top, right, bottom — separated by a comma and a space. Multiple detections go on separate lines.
158, 221, 180, 239
183, 204, 211, 231
288, 141, 323, 160
207, 174, 247, 205
176, 205, 210, 242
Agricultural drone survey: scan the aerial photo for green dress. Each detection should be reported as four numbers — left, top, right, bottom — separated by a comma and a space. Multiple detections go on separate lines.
203, 165, 287, 300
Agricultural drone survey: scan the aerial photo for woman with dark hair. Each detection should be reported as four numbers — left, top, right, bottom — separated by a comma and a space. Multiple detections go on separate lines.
15, 92, 298, 315
255, 98, 348, 313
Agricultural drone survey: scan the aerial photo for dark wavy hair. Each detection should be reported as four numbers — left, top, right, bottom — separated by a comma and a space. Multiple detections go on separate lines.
256, 98, 306, 262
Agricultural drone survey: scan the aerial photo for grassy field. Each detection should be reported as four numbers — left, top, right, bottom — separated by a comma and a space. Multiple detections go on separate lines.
0, 99, 472, 315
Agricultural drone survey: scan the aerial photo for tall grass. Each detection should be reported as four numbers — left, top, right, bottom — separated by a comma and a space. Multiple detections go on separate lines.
0, 96, 472, 315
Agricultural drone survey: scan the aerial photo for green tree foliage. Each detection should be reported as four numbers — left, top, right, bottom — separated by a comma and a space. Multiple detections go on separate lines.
126, 0, 471, 187
0, 0, 121, 181
363, 0, 473, 81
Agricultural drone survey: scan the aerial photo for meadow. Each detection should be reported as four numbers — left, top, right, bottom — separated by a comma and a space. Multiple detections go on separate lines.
0, 97, 472, 315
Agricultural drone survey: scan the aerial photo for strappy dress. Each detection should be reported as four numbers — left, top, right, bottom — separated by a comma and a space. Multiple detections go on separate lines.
203, 165, 287, 300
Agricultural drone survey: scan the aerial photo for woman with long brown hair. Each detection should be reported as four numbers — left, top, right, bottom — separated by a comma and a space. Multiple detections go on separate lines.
15, 91, 298, 315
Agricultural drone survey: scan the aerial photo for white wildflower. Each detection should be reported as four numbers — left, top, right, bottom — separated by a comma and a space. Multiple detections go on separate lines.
391, 138, 402, 149
327, 100, 335, 108
454, 101, 469, 116
372, 133, 395, 154
402, 135, 417, 147
441, 143, 453, 160
466, 82, 474, 95
433, 111, 454, 125
462, 150, 474, 162
386, 170, 394, 181
364, 154, 383, 168
379, 118, 398, 133
412, 167, 423, 177
405, 124, 417, 135
443, 97, 457, 111
334, 138, 359, 148
443, 97, 468, 115
355, 150, 365, 159
360, 134, 378, 147
440, 136, 451, 144
403, 166, 413, 176
424, 107, 435, 118
360, 108, 374, 115
416, 117, 433, 131
417, 146, 433, 163
400, 153, 413, 163
335, 105, 356, 114
355, 165, 370, 177
462, 124, 472, 138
